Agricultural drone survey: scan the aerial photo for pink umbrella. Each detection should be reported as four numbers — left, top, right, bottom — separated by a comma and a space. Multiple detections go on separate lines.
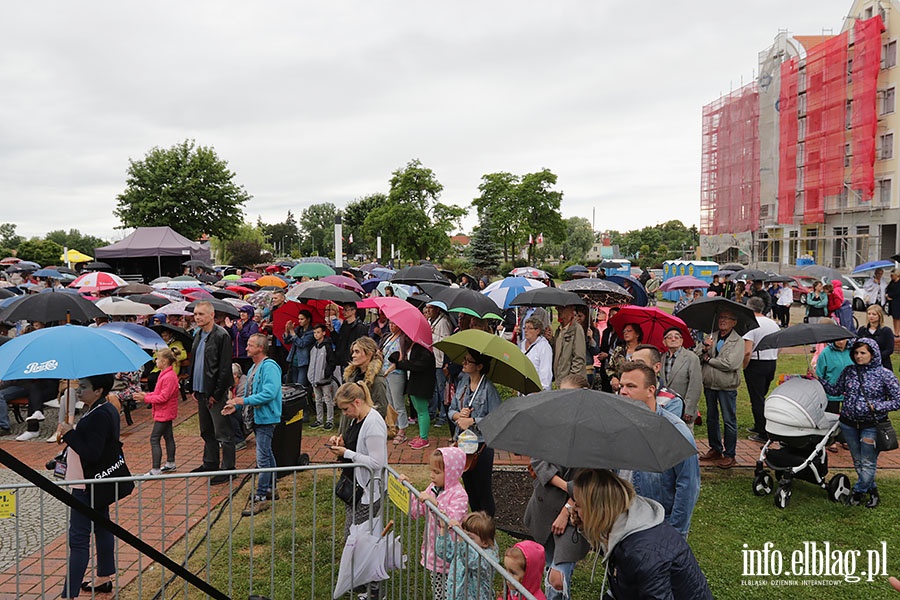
241, 271, 262, 280
357, 296, 432, 349
69, 271, 128, 291
658, 275, 711, 292
321, 275, 364, 293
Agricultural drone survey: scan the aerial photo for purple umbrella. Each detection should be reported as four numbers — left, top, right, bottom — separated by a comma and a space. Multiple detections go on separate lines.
321, 275, 364, 293
658, 276, 711, 292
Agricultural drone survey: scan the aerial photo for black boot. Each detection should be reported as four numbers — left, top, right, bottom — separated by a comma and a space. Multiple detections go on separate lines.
866, 488, 880, 509
849, 491, 865, 506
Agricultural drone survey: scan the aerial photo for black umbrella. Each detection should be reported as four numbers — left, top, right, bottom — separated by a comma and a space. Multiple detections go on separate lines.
150, 323, 194, 348
182, 259, 215, 270
764, 273, 793, 284
391, 265, 451, 285
197, 273, 219, 284
721, 263, 746, 271
755, 322, 855, 352
0, 288, 16, 300
418, 285, 504, 319
510, 287, 586, 307
478, 388, 698, 471
0, 290, 106, 323
127, 293, 172, 308
729, 268, 769, 282
186, 299, 240, 318
559, 279, 632, 306
211, 289, 240, 299
114, 282, 154, 295
674, 296, 758, 335
84, 261, 112, 271
294, 285, 361, 304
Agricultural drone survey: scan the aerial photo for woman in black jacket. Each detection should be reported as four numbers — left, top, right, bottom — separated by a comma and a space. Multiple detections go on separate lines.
857, 304, 895, 370
572, 469, 712, 600
388, 340, 435, 450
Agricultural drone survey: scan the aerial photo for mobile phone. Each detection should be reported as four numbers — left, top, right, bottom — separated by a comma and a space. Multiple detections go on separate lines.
324, 444, 333, 449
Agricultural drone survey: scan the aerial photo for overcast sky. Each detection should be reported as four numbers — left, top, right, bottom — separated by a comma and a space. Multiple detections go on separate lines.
2, 1, 852, 243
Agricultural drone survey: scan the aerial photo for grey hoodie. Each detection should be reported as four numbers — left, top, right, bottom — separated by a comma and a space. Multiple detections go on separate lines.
602, 495, 666, 558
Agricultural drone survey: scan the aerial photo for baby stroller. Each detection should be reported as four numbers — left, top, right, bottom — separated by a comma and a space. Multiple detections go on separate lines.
751, 376, 851, 509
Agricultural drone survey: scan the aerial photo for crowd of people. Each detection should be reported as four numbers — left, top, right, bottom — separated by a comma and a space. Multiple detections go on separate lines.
3, 261, 900, 599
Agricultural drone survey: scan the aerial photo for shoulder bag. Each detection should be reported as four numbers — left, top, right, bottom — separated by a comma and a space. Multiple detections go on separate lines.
860, 370, 899, 452
83, 438, 135, 506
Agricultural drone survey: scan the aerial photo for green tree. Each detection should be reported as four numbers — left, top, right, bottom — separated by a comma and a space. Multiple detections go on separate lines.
299, 203, 337, 257
471, 169, 565, 263
16, 238, 64, 266
344, 194, 388, 259
560, 217, 594, 261
467, 216, 502, 273
45, 229, 109, 257
218, 221, 271, 266
0, 223, 23, 250
114, 139, 251, 240
364, 160, 466, 261
611, 220, 699, 268
261, 211, 301, 258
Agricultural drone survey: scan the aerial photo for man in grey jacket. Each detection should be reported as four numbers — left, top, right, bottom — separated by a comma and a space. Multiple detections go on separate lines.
660, 327, 702, 430
697, 310, 745, 469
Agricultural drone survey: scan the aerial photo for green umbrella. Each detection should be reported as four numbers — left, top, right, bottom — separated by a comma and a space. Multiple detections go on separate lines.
286, 262, 335, 279
434, 329, 541, 394
220, 274, 241, 281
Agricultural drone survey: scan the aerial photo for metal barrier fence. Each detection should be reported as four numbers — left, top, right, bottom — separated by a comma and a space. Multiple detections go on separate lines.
0, 462, 536, 600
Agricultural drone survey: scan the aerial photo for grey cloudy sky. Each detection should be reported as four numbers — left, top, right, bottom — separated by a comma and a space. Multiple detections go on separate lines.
2, 1, 851, 242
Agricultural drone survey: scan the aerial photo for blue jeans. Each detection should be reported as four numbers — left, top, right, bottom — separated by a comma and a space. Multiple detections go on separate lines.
0, 385, 27, 430
546, 560, 577, 600
704, 388, 737, 458
254, 423, 276, 498
289, 365, 309, 387
430, 367, 447, 421
840, 422, 879, 493
63, 489, 115, 598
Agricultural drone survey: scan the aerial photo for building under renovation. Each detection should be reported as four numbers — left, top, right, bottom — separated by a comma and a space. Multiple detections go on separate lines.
700, 0, 900, 270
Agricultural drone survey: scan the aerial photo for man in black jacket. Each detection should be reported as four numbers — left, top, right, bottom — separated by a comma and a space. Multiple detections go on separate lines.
332, 303, 368, 374
188, 301, 235, 484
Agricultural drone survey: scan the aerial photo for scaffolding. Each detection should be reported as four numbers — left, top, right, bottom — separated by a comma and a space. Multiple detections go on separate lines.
699, 82, 760, 235
850, 15, 885, 201
777, 57, 800, 223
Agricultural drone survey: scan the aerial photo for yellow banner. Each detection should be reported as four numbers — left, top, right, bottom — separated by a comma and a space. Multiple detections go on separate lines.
387, 474, 410, 514
0, 491, 15, 519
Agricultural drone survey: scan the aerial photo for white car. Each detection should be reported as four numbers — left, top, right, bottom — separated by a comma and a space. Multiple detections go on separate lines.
842, 276, 868, 312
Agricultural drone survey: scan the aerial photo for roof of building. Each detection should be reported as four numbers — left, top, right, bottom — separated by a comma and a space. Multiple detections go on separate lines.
451, 234, 470, 245
794, 35, 835, 52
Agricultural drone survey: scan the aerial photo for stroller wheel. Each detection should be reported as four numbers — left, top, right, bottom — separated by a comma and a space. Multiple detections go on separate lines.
774, 485, 792, 509
828, 474, 852, 503
753, 472, 774, 496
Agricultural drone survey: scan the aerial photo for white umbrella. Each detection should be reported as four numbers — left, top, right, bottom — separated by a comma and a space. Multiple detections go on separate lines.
333, 518, 405, 599
69, 271, 127, 291
96, 297, 157, 316
157, 300, 192, 316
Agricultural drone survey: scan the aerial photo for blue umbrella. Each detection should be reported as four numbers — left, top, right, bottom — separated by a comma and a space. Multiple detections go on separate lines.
100, 322, 167, 350
0, 325, 151, 380
852, 260, 895, 275
482, 277, 546, 309
372, 267, 396, 279
606, 275, 649, 307
32, 268, 63, 279
564, 265, 589, 274
361, 278, 385, 293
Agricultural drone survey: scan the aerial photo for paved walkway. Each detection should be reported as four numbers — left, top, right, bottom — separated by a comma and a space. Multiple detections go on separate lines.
0, 394, 898, 597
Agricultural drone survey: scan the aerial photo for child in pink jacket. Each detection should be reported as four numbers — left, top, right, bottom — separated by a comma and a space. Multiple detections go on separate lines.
134, 348, 179, 476
399, 446, 468, 600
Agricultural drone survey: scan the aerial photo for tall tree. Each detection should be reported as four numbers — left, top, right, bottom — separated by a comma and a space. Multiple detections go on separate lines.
467, 215, 502, 273
471, 172, 519, 262
344, 194, 388, 259
114, 139, 251, 240
16, 238, 64, 266
299, 203, 338, 256
45, 229, 109, 257
560, 217, 594, 261
0, 223, 23, 250
261, 211, 301, 257
219, 221, 271, 266
364, 160, 466, 261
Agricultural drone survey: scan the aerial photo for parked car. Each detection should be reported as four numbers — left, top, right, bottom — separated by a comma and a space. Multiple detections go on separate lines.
844, 276, 868, 311
788, 276, 817, 304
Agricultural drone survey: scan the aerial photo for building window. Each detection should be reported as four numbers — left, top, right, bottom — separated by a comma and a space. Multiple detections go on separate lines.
797, 142, 805, 166
885, 40, 898, 69
846, 99, 853, 129
845, 143, 852, 167
799, 116, 807, 140
839, 184, 849, 208
881, 132, 894, 159
797, 166, 805, 190
789, 230, 800, 263
883, 87, 896, 114
865, 6, 874, 18
857, 225, 871, 263
848, 57, 854, 83
879, 178, 892, 205
798, 70, 807, 92
798, 93, 807, 115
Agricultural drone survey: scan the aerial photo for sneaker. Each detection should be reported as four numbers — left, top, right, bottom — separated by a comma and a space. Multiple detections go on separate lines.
392, 432, 408, 445
241, 497, 271, 516
43, 399, 60, 409
145, 469, 162, 476
407, 436, 422, 447
409, 437, 430, 450
161, 463, 177, 473
25, 410, 45, 422
45, 433, 59, 443
324, 422, 334, 430
16, 430, 40, 441
310, 421, 323, 429
210, 474, 231, 485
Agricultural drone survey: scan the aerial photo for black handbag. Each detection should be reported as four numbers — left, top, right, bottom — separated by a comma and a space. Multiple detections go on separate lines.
875, 420, 899, 452
83, 439, 135, 506
334, 471, 364, 506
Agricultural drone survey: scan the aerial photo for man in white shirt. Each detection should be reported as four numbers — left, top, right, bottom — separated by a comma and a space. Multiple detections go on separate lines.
864, 268, 888, 308
775, 282, 793, 328
742, 297, 781, 443
519, 316, 553, 390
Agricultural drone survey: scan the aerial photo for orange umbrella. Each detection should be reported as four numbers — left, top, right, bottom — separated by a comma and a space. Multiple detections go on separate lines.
254, 275, 288, 288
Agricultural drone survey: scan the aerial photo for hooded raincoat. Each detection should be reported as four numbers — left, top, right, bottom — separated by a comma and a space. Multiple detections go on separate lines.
820, 338, 900, 425
409, 446, 469, 574
498, 540, 546, 600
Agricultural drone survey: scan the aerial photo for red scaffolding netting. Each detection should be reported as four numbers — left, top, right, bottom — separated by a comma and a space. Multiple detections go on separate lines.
699, 82, 760, 235
803, 31, 848, 223
851, 16, 884, 201
777, 57, 799, 224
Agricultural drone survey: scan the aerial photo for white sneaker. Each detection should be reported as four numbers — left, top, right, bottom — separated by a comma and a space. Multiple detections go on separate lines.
145, 469, 162, 476
25, 411, 45, 422
43, 399, 60, 409
16, 430, 40, 441
45, 433, 59, 443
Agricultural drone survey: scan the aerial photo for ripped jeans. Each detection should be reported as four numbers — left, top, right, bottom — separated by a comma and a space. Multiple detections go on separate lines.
840, 422, 879, 493
545, 561, 576, 600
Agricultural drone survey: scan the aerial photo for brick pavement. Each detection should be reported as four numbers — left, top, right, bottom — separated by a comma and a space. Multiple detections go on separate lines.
1, 394, 898, 597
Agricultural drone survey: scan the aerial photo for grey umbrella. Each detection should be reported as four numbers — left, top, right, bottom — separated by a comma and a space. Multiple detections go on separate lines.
559, 278, 632, 306
674, 296, 759, 336
797, 265, 843, 282
478, 388, 697, 471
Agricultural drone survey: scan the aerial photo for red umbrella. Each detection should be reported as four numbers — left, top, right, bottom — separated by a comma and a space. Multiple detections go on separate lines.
321, 275, 364, 293
357, 296, 432, 349
608, 306, 694, 353
226, 285, 255, 296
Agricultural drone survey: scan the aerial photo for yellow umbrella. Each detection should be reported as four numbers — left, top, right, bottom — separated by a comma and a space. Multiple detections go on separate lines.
60, 249, 94, 264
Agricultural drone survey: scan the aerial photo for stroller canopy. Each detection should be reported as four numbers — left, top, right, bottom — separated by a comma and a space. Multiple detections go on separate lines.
764, 377, 839, 437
